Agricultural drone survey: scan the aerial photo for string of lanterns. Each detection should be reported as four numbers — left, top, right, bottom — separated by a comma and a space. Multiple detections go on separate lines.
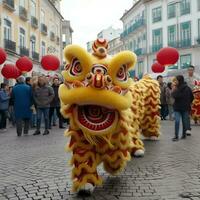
1, 46, 179, 78
0, 47, 60, 80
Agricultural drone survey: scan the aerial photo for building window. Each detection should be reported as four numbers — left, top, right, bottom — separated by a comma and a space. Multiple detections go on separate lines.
30, 0, 36, 17
56, 25, 59, 36
168, 25, 176, 47
143, 33, 146, 40
198, 0, 200, 11
168, 3, 176, 19
4, 19, 12, 40
19, 28, 26, 47
20, 0, 25, 7
41, 41, 46, 56
41, 9, 45, 24
180, 54, 191, 69
137, 61, 144, 79
180, 0, 190, 15
152, 6, 162, 23
180, 21, 191, 47
30, 35, 36, 53
152, 28, 163, 52
129, 41, 133, 51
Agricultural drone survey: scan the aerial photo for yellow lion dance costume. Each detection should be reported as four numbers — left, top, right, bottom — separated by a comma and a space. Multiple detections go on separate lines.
191, 81, 200, 124
59, 39, 160, 193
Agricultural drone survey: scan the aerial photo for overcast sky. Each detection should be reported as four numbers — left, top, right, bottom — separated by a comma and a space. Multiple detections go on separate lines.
60, 0, 133, 48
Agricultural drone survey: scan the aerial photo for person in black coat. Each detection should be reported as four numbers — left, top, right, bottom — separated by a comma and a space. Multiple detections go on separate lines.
49, 77, 64, 129
171, 75, 194, 141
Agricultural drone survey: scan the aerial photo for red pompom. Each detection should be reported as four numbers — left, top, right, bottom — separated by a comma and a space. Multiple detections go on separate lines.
0, 48, 7, 65
16, 56, 33, 73
1, 64, 22, 79
151, 62, 165, 73
157, 47, 179, 66
41, 55, 60, 71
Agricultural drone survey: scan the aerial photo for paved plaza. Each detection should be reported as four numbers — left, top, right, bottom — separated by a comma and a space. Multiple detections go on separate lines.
0, 121, 200, 200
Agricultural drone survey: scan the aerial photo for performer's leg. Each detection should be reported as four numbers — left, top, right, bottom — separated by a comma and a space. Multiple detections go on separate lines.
67, 131, 102, 192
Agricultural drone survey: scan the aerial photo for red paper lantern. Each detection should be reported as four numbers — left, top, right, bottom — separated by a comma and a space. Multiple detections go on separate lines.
16, 56, 33, 73
156, 47, 179, 66
1, 64, 22, 79
41, 55, 60, 71
0, 48, 7, 65
151, 62, 165, 73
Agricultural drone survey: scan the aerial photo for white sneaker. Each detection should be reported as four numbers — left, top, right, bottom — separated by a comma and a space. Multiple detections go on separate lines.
78, 183, 94, 195
186, 130, 191, 136
134, 149, 145, 157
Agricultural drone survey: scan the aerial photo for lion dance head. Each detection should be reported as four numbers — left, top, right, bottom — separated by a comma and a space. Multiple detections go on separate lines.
59, 39, 136, 145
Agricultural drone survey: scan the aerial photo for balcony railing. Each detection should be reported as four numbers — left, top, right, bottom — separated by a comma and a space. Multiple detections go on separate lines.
151, 44, 163, 53
168, 11, 175, 19
153, 16, 162, 23
50, 32, 55, 41
168, 39, 191, 48
41, 23, 48, 35
121, 18, 146, 38
32, 51, 39, 61
168, 41, 179, 48
4, 39, 16, 52
19, 6, 28, 21
56, 36, 60, 45
134, 48, 146, 56
3, 0, 15, 11
179, 39, 191, 48
19, 47, 29, 56
31, 16, 38, 28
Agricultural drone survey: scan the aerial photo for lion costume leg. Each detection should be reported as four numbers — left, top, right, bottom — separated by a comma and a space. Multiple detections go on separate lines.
66, 130, 102, 192
100, 131, 132, 175
141, 114, 160, 139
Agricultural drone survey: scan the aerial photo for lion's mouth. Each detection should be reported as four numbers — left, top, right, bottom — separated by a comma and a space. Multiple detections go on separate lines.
74, 105, 118, 132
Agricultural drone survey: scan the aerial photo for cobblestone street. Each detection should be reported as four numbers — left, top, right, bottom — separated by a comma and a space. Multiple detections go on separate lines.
0, 121, 200, 200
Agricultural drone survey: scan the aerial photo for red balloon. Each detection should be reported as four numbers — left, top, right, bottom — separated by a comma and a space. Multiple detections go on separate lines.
41, 55, 60, 71
156, 47, 179, 66
1, 64, 22, 79
151, 62, 165, 73
16, 56, 33, 72
0, 48, 7, 65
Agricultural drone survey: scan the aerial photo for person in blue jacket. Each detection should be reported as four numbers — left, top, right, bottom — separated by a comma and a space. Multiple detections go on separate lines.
12, 76, 33, 136
0, 83, 10, 132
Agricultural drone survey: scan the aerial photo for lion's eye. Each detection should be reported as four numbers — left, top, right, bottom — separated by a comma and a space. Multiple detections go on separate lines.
116, 64, 128, 81
69, 58, 82, 76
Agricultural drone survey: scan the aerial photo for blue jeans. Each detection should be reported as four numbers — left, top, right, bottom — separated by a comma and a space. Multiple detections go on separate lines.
36, 108, 49, 131
174, 111, 190, 138
31, 113, 37, 127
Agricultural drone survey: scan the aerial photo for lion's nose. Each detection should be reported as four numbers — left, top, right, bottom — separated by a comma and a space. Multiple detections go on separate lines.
93, 73, 104, 89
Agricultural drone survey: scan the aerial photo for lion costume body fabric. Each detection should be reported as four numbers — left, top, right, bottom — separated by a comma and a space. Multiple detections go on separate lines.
59, 39, 160, 192
191, 83, 200, 123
